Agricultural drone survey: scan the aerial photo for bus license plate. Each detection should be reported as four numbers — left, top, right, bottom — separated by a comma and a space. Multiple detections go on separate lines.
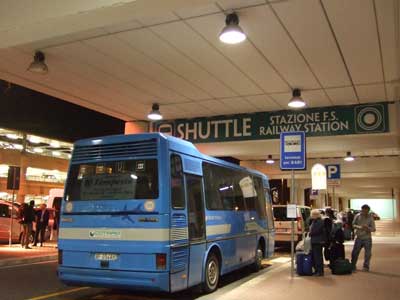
95, 253, 119, 261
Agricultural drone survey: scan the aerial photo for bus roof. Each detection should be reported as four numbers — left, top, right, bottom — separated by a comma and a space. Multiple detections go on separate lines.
73, 133, 268, 180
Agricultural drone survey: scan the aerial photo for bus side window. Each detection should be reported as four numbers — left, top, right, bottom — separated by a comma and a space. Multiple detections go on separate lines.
253, 177, 267, 219
171, 154, 185, 210
264, 188, 274, 230
203, 163, 224, 210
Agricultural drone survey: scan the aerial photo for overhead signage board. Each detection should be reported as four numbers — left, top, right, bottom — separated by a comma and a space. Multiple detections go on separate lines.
311, 164, 327, 190
153, 102, 389, 143
280, 131, 306, 170
326, 164, 341, 186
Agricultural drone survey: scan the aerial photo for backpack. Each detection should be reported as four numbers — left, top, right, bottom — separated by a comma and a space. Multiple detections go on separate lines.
331, 258, 352, 275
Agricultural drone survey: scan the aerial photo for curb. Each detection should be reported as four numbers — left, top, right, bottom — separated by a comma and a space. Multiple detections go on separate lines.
0, 254, 58, 267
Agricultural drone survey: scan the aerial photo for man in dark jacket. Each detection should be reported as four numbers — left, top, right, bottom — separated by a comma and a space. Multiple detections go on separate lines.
310, 209, 325, 276
21, 200, 35, 249
33, 203, 49, 246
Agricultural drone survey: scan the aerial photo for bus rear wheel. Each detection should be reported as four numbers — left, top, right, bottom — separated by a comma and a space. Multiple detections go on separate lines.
203, 253, 220, 293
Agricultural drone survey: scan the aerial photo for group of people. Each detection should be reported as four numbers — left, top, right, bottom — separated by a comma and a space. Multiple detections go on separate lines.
18, 200, 50, 249
309, 204, 376, 276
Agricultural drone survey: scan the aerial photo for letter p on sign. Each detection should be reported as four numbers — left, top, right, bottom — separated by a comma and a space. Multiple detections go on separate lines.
326, 164, 340, 180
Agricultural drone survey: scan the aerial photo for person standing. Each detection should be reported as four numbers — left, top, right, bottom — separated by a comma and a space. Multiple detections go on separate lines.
329, 220, 345, 268
346, 209, 355, 240
323, 208, 334, 262
33, 203, 49, 246
21, 200, 35, 249
351, 204, 376, 272
309, 209, 326, 276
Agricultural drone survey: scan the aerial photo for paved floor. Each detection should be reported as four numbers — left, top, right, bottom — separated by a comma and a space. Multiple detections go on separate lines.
0, 221, 399, 300
199, 237, 400, 300
0, 242, 57, 266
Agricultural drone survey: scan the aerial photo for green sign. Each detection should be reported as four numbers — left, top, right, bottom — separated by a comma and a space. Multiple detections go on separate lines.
153, 102, 389, 143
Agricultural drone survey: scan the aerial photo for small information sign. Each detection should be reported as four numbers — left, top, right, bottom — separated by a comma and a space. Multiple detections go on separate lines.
280, 132, 306, 170
287, 204, 297, 219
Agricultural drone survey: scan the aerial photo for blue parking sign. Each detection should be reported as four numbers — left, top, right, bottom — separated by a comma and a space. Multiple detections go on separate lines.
280, 131, 306, 170
326, 164, 341, 180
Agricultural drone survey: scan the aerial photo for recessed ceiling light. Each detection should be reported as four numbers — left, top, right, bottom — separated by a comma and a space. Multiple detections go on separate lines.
50, 141, 60, 148
147, 103, 163, 121
344, 151, 354, 162
33, 148, 44, 153
27, 51, 48, 74
288, 88, 306, 108
52, 151, 61, 156
6, 134, 19, 140
29, 136, 41, 144
12, 144, 23, 150
266, 155, 275, 164
219, 12, 246, 44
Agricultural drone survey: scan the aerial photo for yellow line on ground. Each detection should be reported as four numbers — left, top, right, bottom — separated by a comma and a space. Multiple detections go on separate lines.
26, 287, 90, 300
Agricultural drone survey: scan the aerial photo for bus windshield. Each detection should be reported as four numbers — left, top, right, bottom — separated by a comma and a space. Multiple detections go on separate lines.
65, 159, 158, 201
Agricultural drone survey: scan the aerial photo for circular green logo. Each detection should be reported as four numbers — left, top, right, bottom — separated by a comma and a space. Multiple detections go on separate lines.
356, 107, 382, 131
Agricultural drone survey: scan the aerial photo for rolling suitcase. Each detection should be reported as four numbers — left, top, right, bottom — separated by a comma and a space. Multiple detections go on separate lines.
296, 252, 313, 276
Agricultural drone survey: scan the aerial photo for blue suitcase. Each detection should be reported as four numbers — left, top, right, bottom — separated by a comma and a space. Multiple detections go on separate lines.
296, 252, 313, 276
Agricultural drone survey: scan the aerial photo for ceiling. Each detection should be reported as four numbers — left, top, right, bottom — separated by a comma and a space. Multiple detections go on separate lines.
0, 0, 399, 121
0, 0, 399, 200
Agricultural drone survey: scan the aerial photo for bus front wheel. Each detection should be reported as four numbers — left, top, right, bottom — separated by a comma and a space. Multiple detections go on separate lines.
203, 253, 220, 293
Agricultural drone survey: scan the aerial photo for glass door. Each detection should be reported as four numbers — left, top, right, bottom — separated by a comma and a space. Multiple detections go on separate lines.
185, 174, 206, 287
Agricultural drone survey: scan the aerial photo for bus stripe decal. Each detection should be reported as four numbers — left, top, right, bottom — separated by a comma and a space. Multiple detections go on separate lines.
206, 224, 231, 235
59, 228, 170, 241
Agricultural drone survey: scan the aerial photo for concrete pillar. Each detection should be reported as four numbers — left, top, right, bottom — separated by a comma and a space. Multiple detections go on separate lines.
296, 184, 304, 206
16, 156, 28, 203
315, 190, 326, 208
395, 189, 400, 222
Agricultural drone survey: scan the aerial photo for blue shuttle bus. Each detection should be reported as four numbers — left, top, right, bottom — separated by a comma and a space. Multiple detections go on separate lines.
58, 133, 275, 293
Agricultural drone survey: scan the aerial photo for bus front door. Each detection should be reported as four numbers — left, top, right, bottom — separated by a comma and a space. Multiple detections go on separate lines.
185, 174, 206, 287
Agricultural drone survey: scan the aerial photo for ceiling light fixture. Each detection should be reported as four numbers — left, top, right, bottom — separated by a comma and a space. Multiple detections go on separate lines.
50, 141, 60, 148
219, 12, 246, 44
147, 103, 163, 121
27, 51, 48, 74
33, 147, 44, 153
6, 133, 19, 140
288, 88, 306, 108
29, 136, 41, 144
266, 155, 275, 164
344, 151, 355, 162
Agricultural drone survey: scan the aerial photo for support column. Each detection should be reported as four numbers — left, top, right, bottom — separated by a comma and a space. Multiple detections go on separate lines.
394, 189, 400, 222
16, 156, 28, 204
296, 183, 304, 206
